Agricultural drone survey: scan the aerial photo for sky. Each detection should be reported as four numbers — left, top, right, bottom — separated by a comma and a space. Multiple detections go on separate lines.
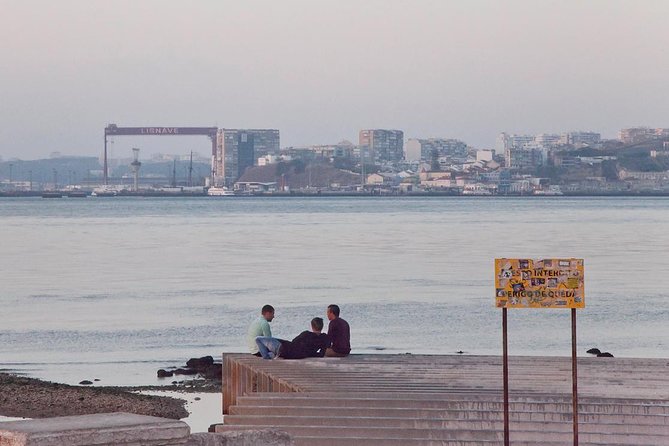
1, 0, 669, 160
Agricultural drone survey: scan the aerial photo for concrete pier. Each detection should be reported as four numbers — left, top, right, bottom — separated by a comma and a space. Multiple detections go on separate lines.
219, 354, 669, 445
0, 412, 190, 445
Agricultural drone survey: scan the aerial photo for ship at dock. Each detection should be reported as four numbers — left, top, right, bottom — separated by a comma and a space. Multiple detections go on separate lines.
207, 187, 235, 196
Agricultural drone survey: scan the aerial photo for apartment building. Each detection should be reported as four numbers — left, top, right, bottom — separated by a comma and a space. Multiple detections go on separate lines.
213, 129, 280, 186
405, 138, 468, 162
359, 129, 404, 162
505, 147, 547, 171
499, 131, 601, 151
619, 127, 669, 144
562, 131, 601, 146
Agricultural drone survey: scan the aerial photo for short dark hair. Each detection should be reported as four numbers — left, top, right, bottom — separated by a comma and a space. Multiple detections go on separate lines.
311, 317, 324, 331
327, 304, 340, 317
261, 304, 275, 314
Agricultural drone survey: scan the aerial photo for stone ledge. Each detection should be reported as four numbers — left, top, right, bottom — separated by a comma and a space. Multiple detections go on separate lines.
0, 412, 190, 446
187, 430, 294, 446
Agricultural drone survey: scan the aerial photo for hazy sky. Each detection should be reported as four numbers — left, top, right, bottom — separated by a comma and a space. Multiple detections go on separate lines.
1, 0, 668, 159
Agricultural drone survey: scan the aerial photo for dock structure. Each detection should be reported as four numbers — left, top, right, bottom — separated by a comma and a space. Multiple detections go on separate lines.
219, 353, 669, 445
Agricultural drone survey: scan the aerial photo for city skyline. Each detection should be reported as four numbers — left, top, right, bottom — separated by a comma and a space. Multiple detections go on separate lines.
1, 1, 669, 159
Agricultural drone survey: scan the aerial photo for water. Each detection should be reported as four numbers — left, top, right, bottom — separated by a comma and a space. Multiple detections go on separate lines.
1, 196, 668, 386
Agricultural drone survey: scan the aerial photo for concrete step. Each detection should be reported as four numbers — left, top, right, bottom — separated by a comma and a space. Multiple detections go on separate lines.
292, 437, 654, 446
245, 391, 669, 405
221, 414, 669, 435
228, 404, 669, 425
233, 396, 669, 415
216, 424, 667, 444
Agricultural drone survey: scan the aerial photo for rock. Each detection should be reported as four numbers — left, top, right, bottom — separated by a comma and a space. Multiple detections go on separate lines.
171, 381, 179, 385
187, 356, 215, 370
157, 369, 174, 378
79, 380, 93, 385
174, 368, 198, 376
202, 364, 223, 380
586, 348, 601, 355
187, 429, 294, 445
597, 352, 614, 357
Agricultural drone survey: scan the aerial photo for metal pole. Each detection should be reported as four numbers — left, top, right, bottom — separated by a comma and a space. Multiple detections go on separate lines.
103, 132, 108, 185
361, 147, 365, 189
211, 134, 217, 186
572, 308, 579, 446
188, 151, 193, 187
503, 308, 510, 446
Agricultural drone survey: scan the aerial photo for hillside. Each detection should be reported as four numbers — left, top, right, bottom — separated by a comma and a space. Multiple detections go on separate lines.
238, 161, 361, 189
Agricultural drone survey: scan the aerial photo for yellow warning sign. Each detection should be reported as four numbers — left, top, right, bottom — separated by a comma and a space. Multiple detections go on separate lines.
495, 258, 584, 309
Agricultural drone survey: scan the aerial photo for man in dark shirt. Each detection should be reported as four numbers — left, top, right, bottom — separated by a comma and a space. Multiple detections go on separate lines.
256, 317, 330, 360
279, 317, 330, 359
325, 304, 350, 357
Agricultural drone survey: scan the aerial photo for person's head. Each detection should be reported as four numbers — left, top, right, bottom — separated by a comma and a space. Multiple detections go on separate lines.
310, 317, 324, 333
326, 304, 340, 321
261, 304, 275, 322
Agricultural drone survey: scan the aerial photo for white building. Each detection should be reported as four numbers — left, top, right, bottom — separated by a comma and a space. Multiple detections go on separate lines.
405, 138, 468, 162
476, 150, 494, 162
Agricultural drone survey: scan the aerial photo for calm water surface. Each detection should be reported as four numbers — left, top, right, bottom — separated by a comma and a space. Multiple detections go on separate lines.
1, 196, 668, 385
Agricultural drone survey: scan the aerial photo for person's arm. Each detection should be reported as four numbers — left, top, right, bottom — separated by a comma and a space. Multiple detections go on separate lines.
262, 320, 272, 337
316, 335, 331, 357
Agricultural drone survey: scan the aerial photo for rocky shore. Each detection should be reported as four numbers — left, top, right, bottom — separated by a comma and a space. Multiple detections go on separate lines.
0, 372, 189, 420
0, 356, 224, 420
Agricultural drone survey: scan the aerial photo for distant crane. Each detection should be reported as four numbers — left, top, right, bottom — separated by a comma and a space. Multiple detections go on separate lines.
130, 148, 142, 192
188, 151, 194, 187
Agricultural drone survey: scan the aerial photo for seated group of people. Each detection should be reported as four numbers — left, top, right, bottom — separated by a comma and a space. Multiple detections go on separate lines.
247, 304, 350, 359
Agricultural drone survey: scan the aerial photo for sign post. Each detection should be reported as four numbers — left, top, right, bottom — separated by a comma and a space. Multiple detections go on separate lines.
495, 258, 585, 446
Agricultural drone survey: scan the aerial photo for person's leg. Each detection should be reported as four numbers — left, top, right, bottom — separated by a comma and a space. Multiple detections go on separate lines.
325, 348, 348, 357
256, 337, 275, 359
256, 337, 282, 359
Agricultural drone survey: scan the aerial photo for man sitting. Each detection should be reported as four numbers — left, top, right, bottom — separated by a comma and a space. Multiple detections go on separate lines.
255, 317, 330, 360
247, 304, 275, 357
325, 304, 350, 357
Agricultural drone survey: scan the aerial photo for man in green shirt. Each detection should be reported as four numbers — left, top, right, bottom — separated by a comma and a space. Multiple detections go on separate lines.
247, 304, 275, 356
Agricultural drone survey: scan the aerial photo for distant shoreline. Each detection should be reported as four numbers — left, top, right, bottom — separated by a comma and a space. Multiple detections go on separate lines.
2, 191, 669, 198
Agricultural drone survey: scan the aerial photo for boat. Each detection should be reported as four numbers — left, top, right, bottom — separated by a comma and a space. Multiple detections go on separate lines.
91, 186, 119, 197
462, 189, 492, 196
207, 187, 235, 196
67, 191, 88, 198
533, 186, 564, 196
462, 184, 493, 196
41, 192, 63, 198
